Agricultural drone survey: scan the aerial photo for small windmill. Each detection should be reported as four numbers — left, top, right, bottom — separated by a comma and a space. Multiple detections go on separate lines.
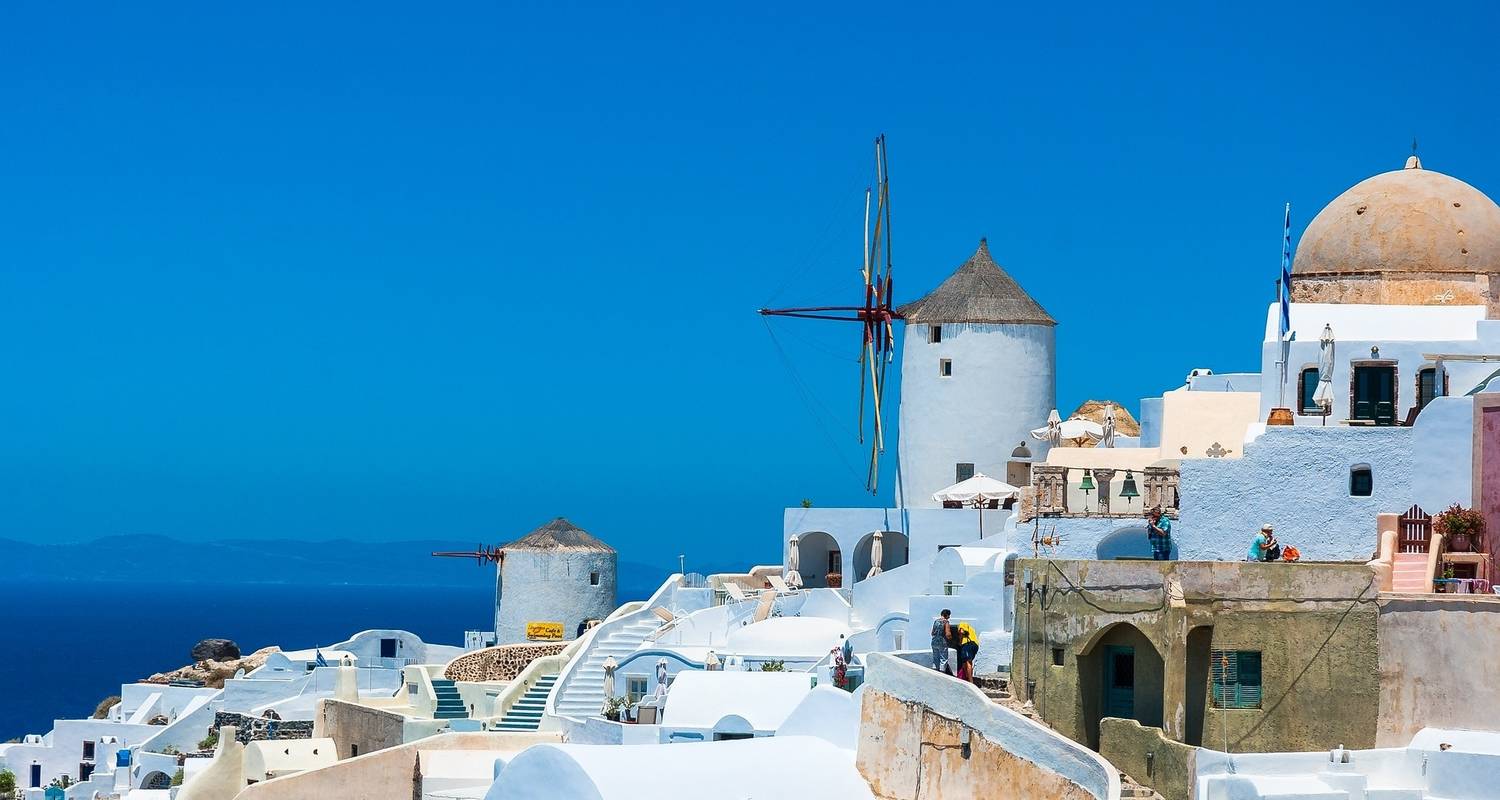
759, 135, 901, 492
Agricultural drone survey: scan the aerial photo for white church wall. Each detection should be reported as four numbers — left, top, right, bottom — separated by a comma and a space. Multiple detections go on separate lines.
1410, 395, 1475, 512
897, 322, 1055, 509
1158, 389, 1261, 459
1178, 426, 1413, 561
1259, 303, 1497, 425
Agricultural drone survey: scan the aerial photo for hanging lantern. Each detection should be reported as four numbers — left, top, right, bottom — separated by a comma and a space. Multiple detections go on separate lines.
1119, 471, 1140, 504
1079, 470, 1096, 493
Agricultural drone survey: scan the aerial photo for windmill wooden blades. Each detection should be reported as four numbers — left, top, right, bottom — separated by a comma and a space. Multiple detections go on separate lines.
431, 545, 504, 565
758, 135, 901, 493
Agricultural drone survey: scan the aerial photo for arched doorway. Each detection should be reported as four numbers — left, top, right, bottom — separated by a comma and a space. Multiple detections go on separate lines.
851, 531, 909, 582
795, 532, 841, 588
1096, 525, 1172, 560
141, 771, 173, 790
1077, 623, 1165, 749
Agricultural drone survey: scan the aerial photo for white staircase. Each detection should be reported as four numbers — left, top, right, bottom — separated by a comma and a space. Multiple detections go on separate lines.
1391, 552, 1430, 593
552, 618, 663, 718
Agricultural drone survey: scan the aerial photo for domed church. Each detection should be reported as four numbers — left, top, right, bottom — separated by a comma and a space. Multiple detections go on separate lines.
1292, 155, 1500, 316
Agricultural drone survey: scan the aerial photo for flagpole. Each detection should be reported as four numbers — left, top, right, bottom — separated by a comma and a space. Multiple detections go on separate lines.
1271, 203, 1294, 425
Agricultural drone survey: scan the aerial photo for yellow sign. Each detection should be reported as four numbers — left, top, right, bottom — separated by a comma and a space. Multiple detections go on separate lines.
526, 622, 564, 641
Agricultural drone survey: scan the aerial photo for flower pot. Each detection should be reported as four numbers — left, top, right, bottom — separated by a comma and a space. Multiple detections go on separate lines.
826, 573, 843, 588
1449, 533, 1473, 553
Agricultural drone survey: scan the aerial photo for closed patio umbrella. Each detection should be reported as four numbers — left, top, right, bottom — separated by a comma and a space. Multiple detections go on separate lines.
786, 535, 803, 588
601, 655, 618, 700
1030, 409, 1063, 447
1100, 404, 1117, 448
654, 658, 669, 699
1313, 324, 1336, 424
867, 531, 884, 579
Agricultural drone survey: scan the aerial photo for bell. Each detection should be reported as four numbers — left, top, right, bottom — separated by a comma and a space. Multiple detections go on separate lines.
1119, 471, 1140, 503
1079, 471, 1096, 493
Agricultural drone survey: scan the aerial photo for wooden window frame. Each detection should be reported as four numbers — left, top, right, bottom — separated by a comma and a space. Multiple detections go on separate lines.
1210, 649, 1262, 709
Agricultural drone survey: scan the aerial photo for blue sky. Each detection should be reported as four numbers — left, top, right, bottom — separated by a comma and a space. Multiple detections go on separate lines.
2, 2, 1497, 568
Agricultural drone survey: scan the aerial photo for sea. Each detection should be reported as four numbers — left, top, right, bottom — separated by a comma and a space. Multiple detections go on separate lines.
0, 579, 495, 741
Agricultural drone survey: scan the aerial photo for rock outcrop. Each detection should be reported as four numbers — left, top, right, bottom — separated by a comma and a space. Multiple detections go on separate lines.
144, 646, 280, 689
191, 638, 242, 662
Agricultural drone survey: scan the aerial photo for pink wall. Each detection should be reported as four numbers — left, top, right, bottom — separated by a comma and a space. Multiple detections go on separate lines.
1473, 398, 1500, 558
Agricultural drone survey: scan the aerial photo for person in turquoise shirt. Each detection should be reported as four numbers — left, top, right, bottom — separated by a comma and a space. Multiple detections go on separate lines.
1147, 506, 1172, 560
1248, 524, 1278, 561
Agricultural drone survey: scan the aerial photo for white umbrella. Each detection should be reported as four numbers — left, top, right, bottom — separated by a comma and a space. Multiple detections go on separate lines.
1030, 409, 1063, 447
932, 472, 1021, 537
867, 531, 884, 579
1032, 416, 1104, 447
1314, 324, 1335, 423
601, 655, 618, 700
654, 658, 669, 698
1100, 404, 1117, 448
786, 535, 803, 588
704, 650, 720, 671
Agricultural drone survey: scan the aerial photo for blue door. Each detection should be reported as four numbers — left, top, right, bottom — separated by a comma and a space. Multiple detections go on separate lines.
1103, 645, 1135, 720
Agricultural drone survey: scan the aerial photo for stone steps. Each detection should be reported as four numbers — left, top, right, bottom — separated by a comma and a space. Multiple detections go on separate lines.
554, 620, 664, 716
496, 675, 561, 731
1119, 771, 1165, 800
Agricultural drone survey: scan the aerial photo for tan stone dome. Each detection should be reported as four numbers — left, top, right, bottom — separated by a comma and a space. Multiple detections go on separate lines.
1293, 156, 1500, 278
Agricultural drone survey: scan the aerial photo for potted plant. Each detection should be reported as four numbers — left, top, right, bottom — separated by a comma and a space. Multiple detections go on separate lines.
826, 572, 843, 588
1435, 504, 1486, 553
601, 696, 628, 722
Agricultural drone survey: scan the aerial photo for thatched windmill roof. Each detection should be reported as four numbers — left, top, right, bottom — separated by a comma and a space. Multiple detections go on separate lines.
1067, 400, 1141, 437
897, 239, 1055, 326
502, 518, 615, 554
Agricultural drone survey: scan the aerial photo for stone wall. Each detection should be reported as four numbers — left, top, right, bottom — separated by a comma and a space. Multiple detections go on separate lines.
1099, 718, 1197, 800
212, 712, 314, 743
1376, 594, 1500, 746
1012, 559, 1381, 756
313, 699, 406, 760
856, 653, 1115, 800
443, 642, 566, 682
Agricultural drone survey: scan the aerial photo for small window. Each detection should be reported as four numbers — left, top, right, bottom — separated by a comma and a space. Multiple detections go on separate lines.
1417, 368, 1439, 411
626, 676, 648, 704
1051, 647, 1064, 666
1350, 464, 1373, 497
590, 571, 600, 586
929, 325, 942, 344
350, 744, 359, 757
1210, 650, 1262, 709
939, 358, 952, 377
1298, 367, 1321, 414
956, 463, 975, 483
82, 740, 95, 760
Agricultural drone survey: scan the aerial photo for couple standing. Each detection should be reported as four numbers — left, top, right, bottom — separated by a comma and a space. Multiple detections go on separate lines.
930, 610, 979, 681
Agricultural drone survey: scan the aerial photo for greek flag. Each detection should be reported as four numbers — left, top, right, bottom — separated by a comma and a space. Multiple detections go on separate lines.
1278, 203, 1292, 340
315, 648, 329, 667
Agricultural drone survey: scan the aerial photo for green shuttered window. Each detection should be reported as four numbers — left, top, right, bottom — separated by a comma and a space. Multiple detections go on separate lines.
1210, 649, 1262, 709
